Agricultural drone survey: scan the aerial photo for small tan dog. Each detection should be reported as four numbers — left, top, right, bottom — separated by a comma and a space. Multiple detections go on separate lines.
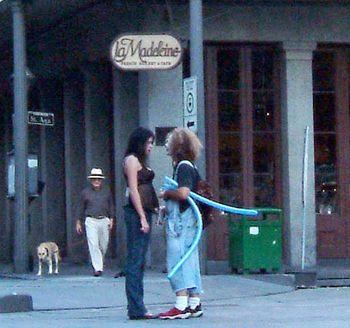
37, 242, 60, 276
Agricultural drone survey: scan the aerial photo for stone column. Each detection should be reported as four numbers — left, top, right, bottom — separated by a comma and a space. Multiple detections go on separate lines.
138, 66, 183, 267
83, 64, 112, 178
63, 73, 86, 261
39, 79, 65, 246
83, 64, 114, 257
112, 69, 139, 268
281, 41, 317, 269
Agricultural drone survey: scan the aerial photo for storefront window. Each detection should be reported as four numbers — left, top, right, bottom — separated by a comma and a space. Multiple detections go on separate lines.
313, 51, 338, 214
217, 49, 242, 205
216, 46, 279, 208
253, 134, 275, 206
252, 48, 276, 207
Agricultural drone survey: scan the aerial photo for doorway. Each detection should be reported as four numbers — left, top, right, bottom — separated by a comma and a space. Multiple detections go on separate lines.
205, 44, 282, 260
313, 48, 350, 259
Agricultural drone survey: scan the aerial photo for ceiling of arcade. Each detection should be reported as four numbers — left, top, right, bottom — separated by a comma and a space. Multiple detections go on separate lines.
0, 0, 349, 73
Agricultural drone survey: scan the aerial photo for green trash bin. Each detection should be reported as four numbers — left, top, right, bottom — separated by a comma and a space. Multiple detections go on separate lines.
228, 208, 283, 274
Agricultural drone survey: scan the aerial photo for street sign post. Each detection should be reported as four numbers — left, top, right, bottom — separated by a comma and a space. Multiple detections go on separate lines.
183, 76, 197, 133
28, 111, 54, 126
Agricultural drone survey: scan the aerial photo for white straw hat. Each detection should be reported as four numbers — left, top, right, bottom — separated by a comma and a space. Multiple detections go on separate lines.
87, 168, 106, 179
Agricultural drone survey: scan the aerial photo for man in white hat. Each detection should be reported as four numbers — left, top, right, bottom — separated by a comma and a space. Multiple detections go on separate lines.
76, 168, 115, 276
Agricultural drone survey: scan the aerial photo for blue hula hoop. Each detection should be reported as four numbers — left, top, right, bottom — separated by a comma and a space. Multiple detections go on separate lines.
164, 176, 258, 216
163, 176, 258, 280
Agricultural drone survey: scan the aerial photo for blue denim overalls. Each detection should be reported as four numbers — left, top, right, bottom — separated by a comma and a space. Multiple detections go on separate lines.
165, 161, 202, 294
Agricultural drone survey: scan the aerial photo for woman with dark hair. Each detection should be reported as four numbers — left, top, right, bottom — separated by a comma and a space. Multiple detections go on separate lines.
123, 127, 159, 320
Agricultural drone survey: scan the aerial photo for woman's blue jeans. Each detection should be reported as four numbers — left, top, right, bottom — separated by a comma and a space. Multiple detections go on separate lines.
124, 205, 152, 318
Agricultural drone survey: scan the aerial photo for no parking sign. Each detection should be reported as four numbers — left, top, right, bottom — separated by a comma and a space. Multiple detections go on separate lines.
183, 76, 197, 133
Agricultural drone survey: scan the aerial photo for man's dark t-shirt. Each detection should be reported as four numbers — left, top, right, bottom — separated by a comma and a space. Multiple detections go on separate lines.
76, 185, 115, 220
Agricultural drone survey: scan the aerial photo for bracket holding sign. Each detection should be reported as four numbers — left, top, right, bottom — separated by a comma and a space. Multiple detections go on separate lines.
183, 76, 197, 133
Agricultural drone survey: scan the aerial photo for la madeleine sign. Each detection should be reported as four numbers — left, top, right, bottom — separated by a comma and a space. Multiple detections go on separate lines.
110, 34, 182, 70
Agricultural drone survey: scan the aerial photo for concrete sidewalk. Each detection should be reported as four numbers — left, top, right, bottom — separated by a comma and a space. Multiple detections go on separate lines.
2, 264, 350, 328
0, 263, 294, 311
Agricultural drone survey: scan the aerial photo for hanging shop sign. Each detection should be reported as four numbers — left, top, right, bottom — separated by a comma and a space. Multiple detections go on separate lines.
110, 34, 182, 71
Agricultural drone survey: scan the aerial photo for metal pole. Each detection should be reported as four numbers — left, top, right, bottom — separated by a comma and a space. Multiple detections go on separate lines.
12, 0, 29, 273
190, 0, 207, 274
301, 126, 309, 271
190, 0, 205, 173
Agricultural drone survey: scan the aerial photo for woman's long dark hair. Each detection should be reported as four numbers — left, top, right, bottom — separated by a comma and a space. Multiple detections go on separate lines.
125, 127, 155, 164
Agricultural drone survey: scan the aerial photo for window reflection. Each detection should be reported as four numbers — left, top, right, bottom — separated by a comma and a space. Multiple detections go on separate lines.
217, 48, 241, 206
219, 91, 240, 131
217, 46, 278, 208
252, 49, 275, 90
219, 174, 242, 207
253, 134, 275, 206
253, 92, 274, 131
313, 51, 338, 215
313, 94, 335, 131
218, 49, 240, 90
219, 134, 241, 174
252, 48, 276, 207
313, 52, 334, 92
314, 135, 338, 214
254, 175, 274, 206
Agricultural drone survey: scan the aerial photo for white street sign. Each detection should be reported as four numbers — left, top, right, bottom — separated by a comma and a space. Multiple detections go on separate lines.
28, 111, 55, 126
183, 76, 197, 116
183, 76, 197, 133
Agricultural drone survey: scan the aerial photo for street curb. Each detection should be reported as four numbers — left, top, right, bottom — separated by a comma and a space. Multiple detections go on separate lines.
0, 273, 38, 280
0, 294, 33, 313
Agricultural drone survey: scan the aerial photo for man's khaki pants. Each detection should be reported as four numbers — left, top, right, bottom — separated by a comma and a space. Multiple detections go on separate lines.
85, 217, 110, 272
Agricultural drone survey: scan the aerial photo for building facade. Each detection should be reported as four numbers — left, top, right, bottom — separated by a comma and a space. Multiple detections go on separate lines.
1, 0, 350, 272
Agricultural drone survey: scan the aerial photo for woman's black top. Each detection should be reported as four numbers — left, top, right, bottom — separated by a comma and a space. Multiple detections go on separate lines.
126, 165, 159, 212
